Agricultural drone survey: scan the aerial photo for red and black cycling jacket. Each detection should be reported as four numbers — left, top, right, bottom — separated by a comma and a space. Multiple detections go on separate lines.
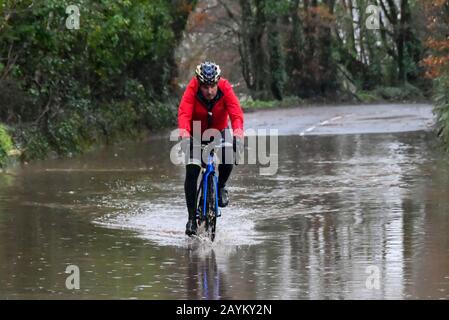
178, 77, 244, 139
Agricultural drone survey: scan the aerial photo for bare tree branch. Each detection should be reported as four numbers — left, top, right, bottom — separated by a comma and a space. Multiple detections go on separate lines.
378, 0, 394, 24
215, 20, 239, 35
217, 0, 241, 27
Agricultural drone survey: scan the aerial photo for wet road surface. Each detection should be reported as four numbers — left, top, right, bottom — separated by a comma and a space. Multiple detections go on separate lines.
1, 103, 449, 299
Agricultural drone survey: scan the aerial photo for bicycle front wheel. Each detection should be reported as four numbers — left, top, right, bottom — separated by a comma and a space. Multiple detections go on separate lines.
205, 174, 218, 242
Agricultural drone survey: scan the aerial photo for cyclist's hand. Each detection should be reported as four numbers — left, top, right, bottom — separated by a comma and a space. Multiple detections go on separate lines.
181, 137, 202, 155
233, 136, 244, 165
180, 137, 191, 155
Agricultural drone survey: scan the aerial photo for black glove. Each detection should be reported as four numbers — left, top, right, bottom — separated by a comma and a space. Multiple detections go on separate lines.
180, 137, 191, 155
181, 137, 202, 155
233, 136, 244, 165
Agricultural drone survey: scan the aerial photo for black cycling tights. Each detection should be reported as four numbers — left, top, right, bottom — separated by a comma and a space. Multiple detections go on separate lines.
184, 163, 233, 218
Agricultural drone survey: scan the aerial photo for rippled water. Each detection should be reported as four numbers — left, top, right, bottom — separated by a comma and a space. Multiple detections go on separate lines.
1, 130, 449, 299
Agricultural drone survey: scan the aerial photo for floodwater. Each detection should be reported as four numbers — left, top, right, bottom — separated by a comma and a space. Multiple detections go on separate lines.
1, 104, 449, 299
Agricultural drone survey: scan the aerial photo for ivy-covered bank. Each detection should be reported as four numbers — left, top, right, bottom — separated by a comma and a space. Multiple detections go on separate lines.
422, 1, 449, 152
433, 76, 449, 151
0, 125, 13, 167
0, 0, 196, 167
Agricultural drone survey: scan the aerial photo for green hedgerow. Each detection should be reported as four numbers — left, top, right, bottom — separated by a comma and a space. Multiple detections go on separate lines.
0, 125, 13, 167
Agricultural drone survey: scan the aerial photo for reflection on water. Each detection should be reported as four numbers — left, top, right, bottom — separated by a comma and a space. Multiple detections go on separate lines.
184, 246, 229, 300
1, 131, 449, 299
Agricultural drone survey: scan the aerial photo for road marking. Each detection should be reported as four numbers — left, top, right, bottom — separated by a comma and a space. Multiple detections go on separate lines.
305, 126, 316, 132
330, 116, 343, 122
299, 115, 345, 136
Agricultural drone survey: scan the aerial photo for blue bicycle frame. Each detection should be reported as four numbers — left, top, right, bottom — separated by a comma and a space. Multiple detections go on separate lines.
199, 152, 220, 220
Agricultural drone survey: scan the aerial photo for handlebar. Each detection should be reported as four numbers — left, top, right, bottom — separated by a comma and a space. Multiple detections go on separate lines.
202, 139, 233, 155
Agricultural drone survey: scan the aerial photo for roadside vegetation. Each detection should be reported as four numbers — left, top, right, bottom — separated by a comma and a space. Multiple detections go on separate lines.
421, 1, 449, 151
0, 0, 195, 167
2, 0, 449, 167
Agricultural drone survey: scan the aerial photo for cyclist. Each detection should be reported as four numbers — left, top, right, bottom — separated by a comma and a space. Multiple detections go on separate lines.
178, 61, 244, 236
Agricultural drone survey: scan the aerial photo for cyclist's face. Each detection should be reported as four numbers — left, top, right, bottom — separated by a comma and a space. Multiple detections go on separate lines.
200, 83, 218, 101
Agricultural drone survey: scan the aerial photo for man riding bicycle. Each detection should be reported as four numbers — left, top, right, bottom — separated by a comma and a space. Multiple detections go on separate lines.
178, 61, 244, 236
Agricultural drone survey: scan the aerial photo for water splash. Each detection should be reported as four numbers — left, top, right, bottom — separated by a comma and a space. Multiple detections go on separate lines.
94, 202, 263, 248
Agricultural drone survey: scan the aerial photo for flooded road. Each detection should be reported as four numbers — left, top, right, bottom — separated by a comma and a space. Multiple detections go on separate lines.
1, 103, 449, 299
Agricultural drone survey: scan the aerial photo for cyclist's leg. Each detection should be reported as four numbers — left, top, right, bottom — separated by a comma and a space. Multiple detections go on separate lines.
218, 128, 235, 187
184, 139, 203, 236
217, 136, 234, 207
185, 164, 201, 217
218, 163, 233, 188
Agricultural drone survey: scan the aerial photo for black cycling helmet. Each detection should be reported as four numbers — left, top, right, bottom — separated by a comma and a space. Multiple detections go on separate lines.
195, 61, 221, 85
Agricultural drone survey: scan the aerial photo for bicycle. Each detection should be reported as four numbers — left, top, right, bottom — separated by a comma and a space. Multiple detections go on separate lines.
193, 139, 233, 242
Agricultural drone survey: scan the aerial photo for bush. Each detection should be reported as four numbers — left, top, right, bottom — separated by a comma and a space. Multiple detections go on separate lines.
241, 99, 276, 110
357, 91, 381, 103
373, 83, 424, 101
240, 95, 303, 111
19, 126, 51, 161
279, 96, 303, 108
46, 112, 91, 156
142, 100, 178, 130
0, 125, 13, 167
434, 76, 449, 150
0, 0, 195, 164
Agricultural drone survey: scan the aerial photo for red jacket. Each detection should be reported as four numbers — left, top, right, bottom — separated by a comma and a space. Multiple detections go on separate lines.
178, 77, 244, 139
